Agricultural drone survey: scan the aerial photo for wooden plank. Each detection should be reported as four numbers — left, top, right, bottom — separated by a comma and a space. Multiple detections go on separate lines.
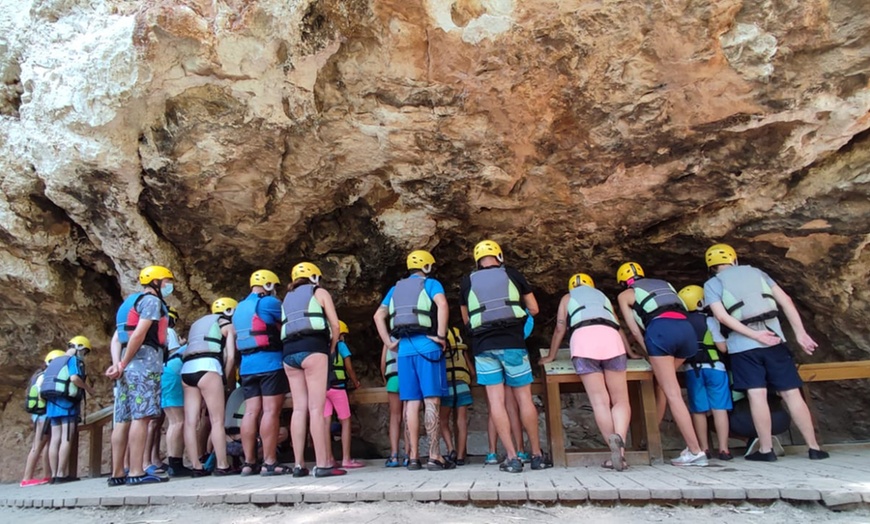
544, 379, 567, 467
798, 361, 870, 382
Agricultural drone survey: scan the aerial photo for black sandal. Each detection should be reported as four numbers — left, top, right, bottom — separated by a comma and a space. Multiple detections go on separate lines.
260, 462, 289, 476
213, 467, 236, 476
240, 462, 259, 476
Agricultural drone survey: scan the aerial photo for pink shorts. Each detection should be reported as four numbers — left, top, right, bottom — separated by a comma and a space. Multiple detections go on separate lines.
570, 324, 626, 361
324, 388, 351, 420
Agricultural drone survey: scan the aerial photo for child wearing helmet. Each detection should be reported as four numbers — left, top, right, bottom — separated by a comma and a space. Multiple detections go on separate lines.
703, 243, 828, 461
282, 262, 346, 478
542, 273, 637, 471
439, 327, 476, 466
616, 262, 708, 467
678, 285, 733, 461
323, 321, 364, 469
20, 350, 66, 486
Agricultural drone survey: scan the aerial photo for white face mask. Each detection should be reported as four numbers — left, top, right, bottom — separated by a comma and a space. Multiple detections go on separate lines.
161, 283, 174, 298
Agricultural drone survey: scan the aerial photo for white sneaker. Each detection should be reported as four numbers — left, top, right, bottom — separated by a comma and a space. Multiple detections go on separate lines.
772, 436, 785, 457
671, 448, 708, 467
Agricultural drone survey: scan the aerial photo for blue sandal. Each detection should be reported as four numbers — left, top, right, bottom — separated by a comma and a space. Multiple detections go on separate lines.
125, 473, 165, 485
385, 454, 401, 468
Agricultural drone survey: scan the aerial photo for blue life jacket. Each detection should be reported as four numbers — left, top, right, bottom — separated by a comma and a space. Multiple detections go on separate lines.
234, 295, 280, 354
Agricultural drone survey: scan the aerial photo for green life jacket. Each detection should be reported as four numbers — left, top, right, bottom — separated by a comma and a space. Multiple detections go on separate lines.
715, 265, 779, 332
629, 278, 686, 330
388, 276, 436, 337
184, 313, 226, 363
567, 286, 620, 332
40, 356, 81, 401
686, 311, 721, 367
330, 352, 348, 388
25, 370, 46, 415
467, 267, 526, 334
281, 284, 328, 340
384, 348, 398, 382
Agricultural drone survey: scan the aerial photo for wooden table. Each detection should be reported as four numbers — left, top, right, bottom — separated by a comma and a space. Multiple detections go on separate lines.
539, 348, 663, 467
70, 405, 114, 478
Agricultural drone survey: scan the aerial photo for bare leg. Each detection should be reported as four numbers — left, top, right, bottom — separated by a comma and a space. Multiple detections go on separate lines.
110, 421, 129, 478
456, 405, 469, 460
57, 421, 75, 478
199, 372, 230, 469
439, 406, 454, 455
425, 397, 444, 461
487, 413, 498, 454
504, 387, 523, 453
340, 417, 352, 463
581, 372, 615, 439
603, 369, 631, 445
779, 388, 822, 449
23, 419, 48, 481
182, 382, 204, 469
655, 384, 668, 423
301, 354, 330, 468
746, 387, 773, 452
712, 410, 730, 453
164, 407, 184, 459
388, 392, 402, 458
285, 364, 308, 467
649, 356, 701, 454
241, 395, 262, 465
260, 394, 285, 466
512, 384, 542, 456
128, 418, 153, 477
692, 412, 710, 452
485, 384, 517, 459
405, 400, 421, 460
324, 415, 335, 466
48, 423, 60, 478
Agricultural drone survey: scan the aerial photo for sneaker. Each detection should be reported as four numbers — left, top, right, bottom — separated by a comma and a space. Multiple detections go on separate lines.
426, 458, 456, 471
517, 451, 531, 464
808, 448, 830, 460
530, 453, 553, 470
718, 450, 734, 461
484, 452, 500, 465
167, 464, 193, 477
772, 435, 786, 457
745, 450, 777, 462
384, 455, 400, 468
314, 466, 347, 478
190, 468, 211, 478
499, 457, 523, 473
292, 465, 309, 478
19, 478, 43, 487
671, 448, 708, 467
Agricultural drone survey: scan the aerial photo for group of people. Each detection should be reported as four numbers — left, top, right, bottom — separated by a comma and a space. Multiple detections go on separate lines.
20, 238, 830, 487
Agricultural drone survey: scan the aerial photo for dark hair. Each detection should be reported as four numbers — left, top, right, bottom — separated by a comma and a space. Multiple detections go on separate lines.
288, 277, 310, 291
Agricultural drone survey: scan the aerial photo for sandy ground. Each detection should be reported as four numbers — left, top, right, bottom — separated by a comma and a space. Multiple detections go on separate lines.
5, 500, 869, 524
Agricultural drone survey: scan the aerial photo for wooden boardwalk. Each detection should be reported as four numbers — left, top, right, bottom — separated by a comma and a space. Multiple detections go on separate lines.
3, 445, 869, 511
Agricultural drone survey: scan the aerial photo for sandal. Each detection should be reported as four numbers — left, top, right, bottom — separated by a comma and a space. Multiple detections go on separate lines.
601, 459, 629, 471
125, 473, 165, 485
341, 459, 366, 469
240, 462, 259, 476
213, 467, 236, 476
407, 458, 422, 471
260, 462, 289, 476
426, 458, 456, 471
106, 476, 126, 487
385, 454, 400, 468
608, 434, 625, 472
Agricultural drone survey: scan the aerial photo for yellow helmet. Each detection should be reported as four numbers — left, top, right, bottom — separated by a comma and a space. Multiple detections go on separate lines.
291, 262, 322, 283
212, 297, 239, 315
68, 335, 92, 351
250, 269, 280, 288
45, 349, 67, 364
339, 321, 349, 335
616, 262, 644, 285
139, 265, 174, 285
678, 285, 705, 312
568, 273, 595, 290
705, 243, 737, 268
447, 327, 464, 348
474, 239, 503, 263
168, 306, 179, 322
407, 250, 435, 273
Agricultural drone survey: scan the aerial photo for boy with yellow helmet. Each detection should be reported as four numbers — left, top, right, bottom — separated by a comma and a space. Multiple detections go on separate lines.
20, 350, 67, 486
703, 243, 828, 461
616, 262, 708, 467
439, 327, 476, 466
323, 320, 364, 469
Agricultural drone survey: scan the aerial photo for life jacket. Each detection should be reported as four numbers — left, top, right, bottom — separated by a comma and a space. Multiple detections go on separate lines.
567, 286, 620, 332
388, 277, 436, 337
466, 267, 526, 334
384, 347, 398, 382
115, 292, 169, 349
686, 311, 720, 368
714, 265, 779, 332
445, 344, 471, 385
40, 356, 81, 401
329, 351, 348, 389
281, 284, 329, 340
25, 370, 46, 415
629, 278, 686, 330
184, 314, 226, 363
234, 295, 281, 354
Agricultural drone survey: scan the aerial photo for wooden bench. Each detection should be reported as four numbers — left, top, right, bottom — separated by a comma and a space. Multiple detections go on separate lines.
539, 348, 663, 467
69, 405, 113, 478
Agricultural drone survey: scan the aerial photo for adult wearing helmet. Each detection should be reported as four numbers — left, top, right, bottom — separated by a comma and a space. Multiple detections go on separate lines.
21, 350, 68, 486
110, 265, 174, 485
44, 337, 95, 483
703, 243, 828, 461
374, 250, 453, 472
616, 262, 707, 466
459, 240, 549, 473
282, 262, 345, 478
542, 273, 637, 471
181, 298, 238, 476
232, 269, 289, 476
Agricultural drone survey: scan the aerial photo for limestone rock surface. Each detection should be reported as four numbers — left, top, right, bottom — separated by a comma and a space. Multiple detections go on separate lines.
0, 0, 868, 479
